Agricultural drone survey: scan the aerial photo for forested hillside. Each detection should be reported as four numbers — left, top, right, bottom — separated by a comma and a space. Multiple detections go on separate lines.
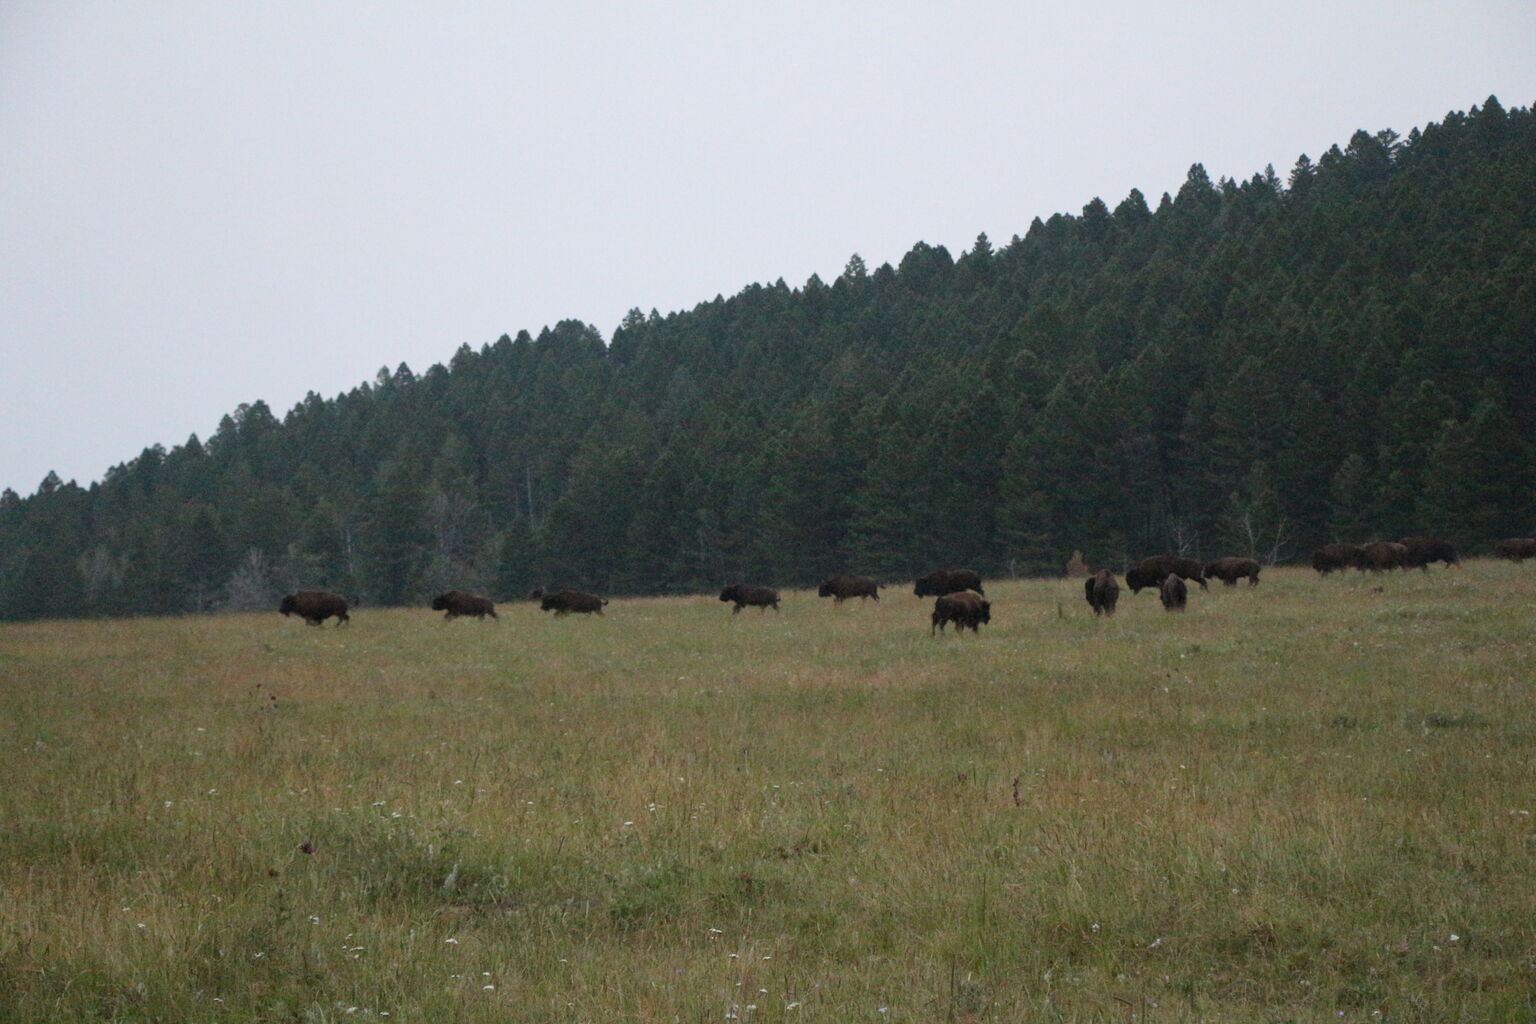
3, 97, 1533, 620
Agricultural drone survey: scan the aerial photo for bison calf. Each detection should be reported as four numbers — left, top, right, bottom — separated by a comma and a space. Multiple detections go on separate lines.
279, 590, 350, 626
431, 590, 497, 620
1159, 574, 1187, 612
931, 591, 991, 634
539, 589, 608, 616
914, 569, 984, 597
1084, 569, 1120, 616
719, 584, 780, 613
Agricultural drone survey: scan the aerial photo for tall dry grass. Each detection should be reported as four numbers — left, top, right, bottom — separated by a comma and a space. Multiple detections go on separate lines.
2, 564, 1535, 1022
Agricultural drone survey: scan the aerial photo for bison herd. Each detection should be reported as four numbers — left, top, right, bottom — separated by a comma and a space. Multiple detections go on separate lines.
277, 533, 1531, 634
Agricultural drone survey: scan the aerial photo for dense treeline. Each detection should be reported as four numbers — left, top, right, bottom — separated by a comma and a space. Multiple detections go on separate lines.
3, 97, 1534, 621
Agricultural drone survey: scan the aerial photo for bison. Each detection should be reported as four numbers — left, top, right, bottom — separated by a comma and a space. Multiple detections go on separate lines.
914, 569, 984, 598
1360, 541, 1408, 572
1159, 574, 1188, 612
1312, 543, 1364, 575
1124, 566, 1163, 594
279, 590, 350, 626
1204, 557, 1261, 587
431, 590, 497, 620
1084, 569, 1120, 616
1494, 538, 1536, 563
1139, 555, 1208, 590
818, 574, 880, 603
1398, 537, 1460, 570
719, 584, 780, 613
539, 589, 608, 616
931, 590, 991, 634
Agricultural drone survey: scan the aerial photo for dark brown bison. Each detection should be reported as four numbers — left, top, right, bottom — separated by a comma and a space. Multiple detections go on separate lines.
1124, 566, 1163, 594
1204, 557, 1261, 586
1312, 543, 1364, 575
1084, 569, 1120, 616
539, 589, 608, 616
818, 574, 880, 603
1159, 574, 1187, 612
431, 590, 497, 620
1494, 538, 1536, 563
914, 569, 984, 597
931, 591, 991, 634
1360, 541, 1408, 572
719, 584, 780, 613
1398, 537, 1460, 570
1139, 555, 1208, 590
279, 590, 350, 626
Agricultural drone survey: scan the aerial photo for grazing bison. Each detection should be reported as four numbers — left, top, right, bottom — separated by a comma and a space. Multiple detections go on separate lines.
1398, 537, 1460, 570
539, 589, 608, 616
719, 584, 780, 613
1124, 566, 1163, 594
1204, 557, 1261, 587
1084, 569, 1120, 616
1312, 543, 1364, 575
1360, 541, 1408, 572
931, 591, 991, 635
914, 569, 984, 598
818, 574, 880, 603
279, 590, 350, 626
431, 590, 497, 620
1494, 538, 1536, 563
1139, 555, 1208, 590
1159, 574, 1188, 612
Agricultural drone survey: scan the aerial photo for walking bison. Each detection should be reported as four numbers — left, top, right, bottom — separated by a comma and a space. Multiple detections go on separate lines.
1360, 541, 1409, 572
1084, 569, 1120, 616
279, 590, 350, 626
1204, 557, 1261, 586
931, 591, 991, 635
1494, 538, 1536, 563
719, 584, 780, 613
914, 569, 984, 597
1312, 544, 1364, 575
539, 589, 608, 616
430, 590, 497, 620
818, 574, 880, 603
1398, 537, 1460, 570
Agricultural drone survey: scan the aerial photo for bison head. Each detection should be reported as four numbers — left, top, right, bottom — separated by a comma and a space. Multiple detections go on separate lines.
278, 595, 295, 616
719, 585, 738, 602
430, 594, 449, 611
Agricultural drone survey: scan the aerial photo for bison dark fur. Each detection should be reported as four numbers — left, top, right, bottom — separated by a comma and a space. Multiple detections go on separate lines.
1313, 544, 1364, 575
1159, 574, 1188, 612
1494, 538, 1536, 563
719, 584, 780, 613
1084, 569, 1120, 616
818, 574, 880, 603
1398, 537, 1460, 570
914, 569, 984, 598
1360, 541, 1408, 572
1139, 555, 1208, 590
1125, 566, 1163, 594
431, 590, 497, 620
931, 590, 991, 634
279, 590, 350, 626
1204, 557, 1261, 586
539, 589, 608, 616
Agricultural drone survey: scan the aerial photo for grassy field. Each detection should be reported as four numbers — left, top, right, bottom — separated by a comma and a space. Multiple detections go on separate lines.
2, 564, 1535, 1023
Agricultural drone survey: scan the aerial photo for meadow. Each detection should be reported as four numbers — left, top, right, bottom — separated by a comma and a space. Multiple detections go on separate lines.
2, 564, 1535, 1023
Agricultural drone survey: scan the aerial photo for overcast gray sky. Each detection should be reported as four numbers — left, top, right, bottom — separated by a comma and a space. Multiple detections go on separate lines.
3, 2, 1533, 496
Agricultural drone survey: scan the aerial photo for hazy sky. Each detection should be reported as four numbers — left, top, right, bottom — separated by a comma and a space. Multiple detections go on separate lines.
3, 2, 1533, 495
